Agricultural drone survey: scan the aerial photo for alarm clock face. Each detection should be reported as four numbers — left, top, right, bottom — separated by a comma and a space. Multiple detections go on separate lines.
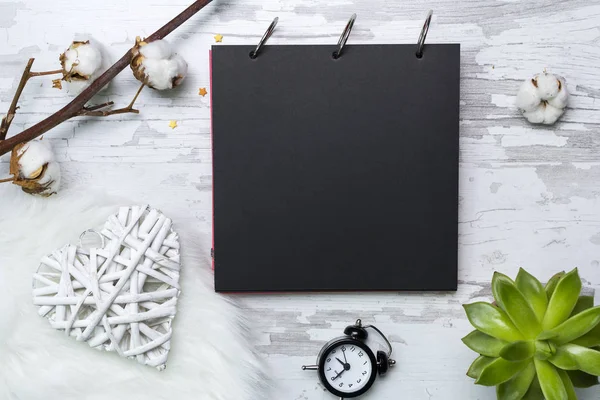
318, 338, 378, 398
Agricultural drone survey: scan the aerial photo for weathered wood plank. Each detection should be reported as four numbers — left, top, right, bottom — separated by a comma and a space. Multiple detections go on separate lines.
1, 1, 599, 398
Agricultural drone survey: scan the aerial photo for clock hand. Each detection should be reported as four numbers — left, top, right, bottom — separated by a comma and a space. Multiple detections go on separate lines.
342, 348, 348, 364
336, 357, 346, 367
332, 369, 346, 381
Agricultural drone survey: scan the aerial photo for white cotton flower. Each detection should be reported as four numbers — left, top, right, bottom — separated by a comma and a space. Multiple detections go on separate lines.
515, 72, 568, 125
139, 39, 172, 59
59, 36, 111, 94
62, 43, 101, 78
8, 140, 61, 197
130, 38, 188, 90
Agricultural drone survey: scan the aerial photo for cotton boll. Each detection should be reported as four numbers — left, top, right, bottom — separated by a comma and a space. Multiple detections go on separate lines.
516, 71, 568, 125
547, 76, 569, 109
535, 73, 560, 100
130, 37, 188, 90
8, 141, 61, 197
62, 44, 101, 78
515, 79, 540, 112
60, 41, 102, 81
139, 59, 173, 90
35, 161, 61, 195
170, 54, 188, 87
60, 37, 111, 95
522, 104, 545, 124
140, 57, 188, 90
139, 40, 173, 60
543, 103, 565, 125
15, 140, 54, 178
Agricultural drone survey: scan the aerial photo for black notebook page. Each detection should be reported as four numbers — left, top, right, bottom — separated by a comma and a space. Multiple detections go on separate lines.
212, 44, 460, 292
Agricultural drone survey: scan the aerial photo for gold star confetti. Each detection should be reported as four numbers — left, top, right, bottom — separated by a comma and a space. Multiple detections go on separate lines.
199, 87, 208, 97
52, 79, 62, 90
214, 34, 223, 43
168, 120, 178, 129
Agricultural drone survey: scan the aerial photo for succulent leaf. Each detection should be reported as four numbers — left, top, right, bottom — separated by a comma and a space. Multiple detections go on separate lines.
548, 345, 579, 370
542, 269, 582, 330
462, 331, 507, 357
496, 361, 536, 400
544, 271, 565, 299
571, 295, 594, 316
492, 272, 541, 338
521, 375, 544, 400
534, 340, 556, 360
572, 323, 600, 348
556, 369, 577, 400
463, 302, 524, 342
534, 359, 568, 400
538, 306, 600, 345
463, 269, 598, 399
476, 358, 530, 386
566, 370, 599, 388
516, 268, 548, 321
500, 340, 535, 361
558, 344, 600, 376
467, 355, 495, 379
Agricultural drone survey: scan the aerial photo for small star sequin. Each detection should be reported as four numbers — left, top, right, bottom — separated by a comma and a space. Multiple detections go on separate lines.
214, 34, 223, 43
199, 88, 208, 97
168, 120, 178, 129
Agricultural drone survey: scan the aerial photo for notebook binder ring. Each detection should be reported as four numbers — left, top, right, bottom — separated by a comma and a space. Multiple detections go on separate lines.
333, 13, 357, 59
416, 10, 433, 58
250, 17, 279, 59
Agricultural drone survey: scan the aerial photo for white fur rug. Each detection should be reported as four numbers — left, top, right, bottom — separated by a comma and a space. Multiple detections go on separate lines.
0, 188, 267, 400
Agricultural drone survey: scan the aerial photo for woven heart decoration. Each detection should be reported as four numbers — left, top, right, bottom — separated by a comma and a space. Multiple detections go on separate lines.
32, 205, 181, 370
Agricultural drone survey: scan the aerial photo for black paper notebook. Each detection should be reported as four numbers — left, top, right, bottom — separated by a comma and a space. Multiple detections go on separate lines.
211, 43, 460, 292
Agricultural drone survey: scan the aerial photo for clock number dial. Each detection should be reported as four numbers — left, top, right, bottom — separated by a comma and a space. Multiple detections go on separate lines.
320, 341, 374, 395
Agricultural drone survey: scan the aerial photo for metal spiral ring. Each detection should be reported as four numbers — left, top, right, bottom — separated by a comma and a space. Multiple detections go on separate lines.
250, 17, 279, 59
333, 14, 357, 59
416, 10, 433, 58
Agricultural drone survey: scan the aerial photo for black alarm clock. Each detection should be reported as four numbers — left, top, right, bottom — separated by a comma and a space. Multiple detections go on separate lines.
302, 319, 396, 399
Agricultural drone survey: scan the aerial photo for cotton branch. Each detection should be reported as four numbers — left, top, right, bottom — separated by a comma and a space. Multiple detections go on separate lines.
0, 0, 214, 156
0, 59, 62, 140
77, 83, 145, 117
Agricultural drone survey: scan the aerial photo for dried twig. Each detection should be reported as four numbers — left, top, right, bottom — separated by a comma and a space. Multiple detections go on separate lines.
80, 102, 115, 113
77, 83, 145, 117
30, 69, 63, 77
0, 0, 214, 156
0, 59, 62, 140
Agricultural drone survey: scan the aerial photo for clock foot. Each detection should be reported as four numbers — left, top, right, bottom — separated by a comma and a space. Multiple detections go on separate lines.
301, 364, 318, 371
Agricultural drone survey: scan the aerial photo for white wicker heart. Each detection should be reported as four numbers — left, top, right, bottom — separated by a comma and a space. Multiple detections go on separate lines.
32, 205, 180, 370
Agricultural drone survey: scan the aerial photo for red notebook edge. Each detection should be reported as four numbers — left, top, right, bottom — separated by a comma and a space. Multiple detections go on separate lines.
209, 49, 215, 273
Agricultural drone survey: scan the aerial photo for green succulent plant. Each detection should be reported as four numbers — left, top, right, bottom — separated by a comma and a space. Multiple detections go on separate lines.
462, 268, 600, 399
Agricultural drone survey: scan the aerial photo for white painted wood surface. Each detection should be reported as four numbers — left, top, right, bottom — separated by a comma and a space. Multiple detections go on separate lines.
1, 1, 599, 399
